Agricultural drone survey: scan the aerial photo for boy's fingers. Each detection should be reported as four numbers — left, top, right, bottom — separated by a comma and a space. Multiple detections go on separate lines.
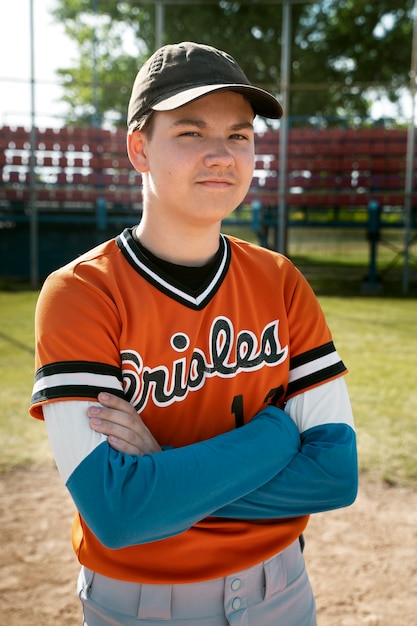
90, 418, 147, 454
88, 407, 162, 455
88, 402, 142, 430
108, 436, 145, 456
97, 392, 136, 413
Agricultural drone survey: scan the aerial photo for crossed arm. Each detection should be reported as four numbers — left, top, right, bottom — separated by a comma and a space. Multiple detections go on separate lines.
89, 379, 358, 520
43, 377, 357, 548
44, 399, 302, 547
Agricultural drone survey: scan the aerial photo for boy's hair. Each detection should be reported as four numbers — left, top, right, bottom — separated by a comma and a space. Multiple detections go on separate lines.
128, 112, 155, 137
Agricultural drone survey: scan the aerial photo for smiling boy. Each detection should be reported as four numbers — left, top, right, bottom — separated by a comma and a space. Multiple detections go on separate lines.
30, 42, 358, 625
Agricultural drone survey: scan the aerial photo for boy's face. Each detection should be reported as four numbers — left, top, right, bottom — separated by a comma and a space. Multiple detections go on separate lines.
131, 90, 255, 229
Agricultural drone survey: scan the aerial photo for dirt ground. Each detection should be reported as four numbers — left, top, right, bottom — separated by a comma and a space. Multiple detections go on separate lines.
0, 466, 416, 626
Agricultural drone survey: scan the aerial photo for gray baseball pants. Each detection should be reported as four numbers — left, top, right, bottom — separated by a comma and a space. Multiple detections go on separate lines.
78, 539, 316, 625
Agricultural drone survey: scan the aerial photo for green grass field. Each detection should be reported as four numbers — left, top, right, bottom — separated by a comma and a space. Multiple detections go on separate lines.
319, 296, 417, 485
1, 251, 416, 485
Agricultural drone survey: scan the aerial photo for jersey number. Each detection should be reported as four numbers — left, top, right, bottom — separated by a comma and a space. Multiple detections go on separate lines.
231, 395, 245, 428
231, 386, 284, 428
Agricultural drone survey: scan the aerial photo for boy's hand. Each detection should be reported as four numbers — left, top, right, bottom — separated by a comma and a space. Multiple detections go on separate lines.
88, 392, 162, 456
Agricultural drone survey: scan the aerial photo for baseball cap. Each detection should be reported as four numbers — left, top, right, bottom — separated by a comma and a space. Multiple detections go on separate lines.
127, 41, 283, 128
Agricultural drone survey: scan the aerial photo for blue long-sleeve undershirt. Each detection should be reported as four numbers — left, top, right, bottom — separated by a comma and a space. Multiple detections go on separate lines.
66, 405, 301, 549
213, 422, 358, 520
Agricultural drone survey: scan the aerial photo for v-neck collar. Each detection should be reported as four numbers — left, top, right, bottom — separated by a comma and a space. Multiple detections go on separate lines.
116, 228, 231, 310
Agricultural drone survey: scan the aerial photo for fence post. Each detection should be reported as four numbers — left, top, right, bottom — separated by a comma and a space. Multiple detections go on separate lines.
96, 197, 107, 231
361, 199, 382, 294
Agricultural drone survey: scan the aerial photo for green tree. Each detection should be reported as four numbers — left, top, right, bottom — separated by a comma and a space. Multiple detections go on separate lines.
291, 0, 415, 121
52, 0, 415, 127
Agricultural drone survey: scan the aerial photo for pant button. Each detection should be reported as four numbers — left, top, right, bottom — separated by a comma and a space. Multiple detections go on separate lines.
232, 597, 241, 611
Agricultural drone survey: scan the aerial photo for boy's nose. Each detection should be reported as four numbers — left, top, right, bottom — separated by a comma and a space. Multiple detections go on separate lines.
203, 140, 234, 167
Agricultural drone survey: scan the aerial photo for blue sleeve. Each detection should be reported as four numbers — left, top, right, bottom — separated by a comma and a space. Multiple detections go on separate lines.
213, 422, 358, 519
66, 405, 300, 549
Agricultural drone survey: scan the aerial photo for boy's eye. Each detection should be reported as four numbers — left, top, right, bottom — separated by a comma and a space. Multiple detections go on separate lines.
230, 133, 247, 140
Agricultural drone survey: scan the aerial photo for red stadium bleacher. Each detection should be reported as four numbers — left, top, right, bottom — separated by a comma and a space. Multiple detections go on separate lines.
0, 124, 415, 229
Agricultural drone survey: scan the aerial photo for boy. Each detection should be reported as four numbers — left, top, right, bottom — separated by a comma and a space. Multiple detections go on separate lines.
30, 42, 357, 625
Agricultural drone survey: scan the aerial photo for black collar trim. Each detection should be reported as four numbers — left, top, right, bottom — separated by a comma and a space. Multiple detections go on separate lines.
116, 228, 231, 310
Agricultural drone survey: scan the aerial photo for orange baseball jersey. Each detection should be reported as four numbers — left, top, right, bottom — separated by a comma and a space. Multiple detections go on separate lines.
30, 229, 350, 583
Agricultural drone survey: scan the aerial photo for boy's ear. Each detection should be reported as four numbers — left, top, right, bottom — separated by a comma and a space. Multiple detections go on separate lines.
127, 130, 149, 173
